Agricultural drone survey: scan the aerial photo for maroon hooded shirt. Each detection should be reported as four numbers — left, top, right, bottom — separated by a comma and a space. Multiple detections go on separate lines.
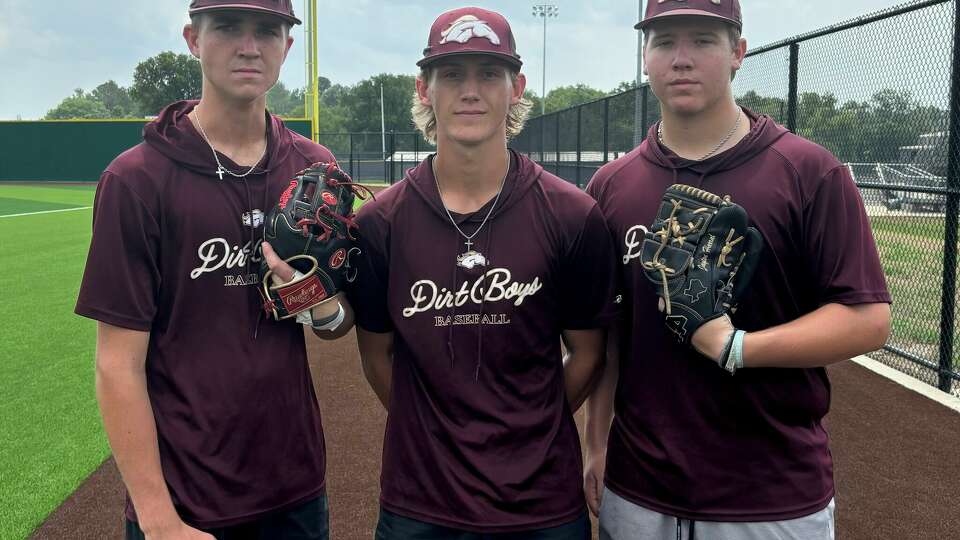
75, 100, 335, 528
349, 151, 620, 532
587, 108, 891, 522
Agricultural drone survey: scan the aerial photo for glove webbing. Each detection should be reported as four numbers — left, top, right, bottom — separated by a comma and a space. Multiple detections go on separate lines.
296, 205, 358, 241
292, 165, 372, 242
641, 198, 707, 315
719, 228, 744, 267
296, 162, 378, 201
642, 198, 747, 316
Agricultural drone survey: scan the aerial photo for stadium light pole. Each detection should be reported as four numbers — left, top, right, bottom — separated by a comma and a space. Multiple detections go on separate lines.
532, 4, 559, 116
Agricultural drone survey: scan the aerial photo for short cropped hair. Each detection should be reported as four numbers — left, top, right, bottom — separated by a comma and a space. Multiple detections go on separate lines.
189, 13, 291, 36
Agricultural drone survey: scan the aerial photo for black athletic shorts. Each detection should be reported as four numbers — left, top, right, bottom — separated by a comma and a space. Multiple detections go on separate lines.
125, 493, 329, 540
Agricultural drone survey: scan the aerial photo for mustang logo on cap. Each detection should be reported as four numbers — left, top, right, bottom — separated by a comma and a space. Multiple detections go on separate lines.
440, 15, 501, 46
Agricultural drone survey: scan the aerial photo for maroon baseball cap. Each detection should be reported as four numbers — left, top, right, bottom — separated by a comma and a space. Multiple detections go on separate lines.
418, 7, 522, 68
635, 0, 742, 30
189, 0, 302, 26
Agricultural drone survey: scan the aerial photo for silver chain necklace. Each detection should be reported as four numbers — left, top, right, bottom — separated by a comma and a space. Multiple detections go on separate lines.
432, 156, 508, 269
658, 108, 743, 161
192, 106, 267, 180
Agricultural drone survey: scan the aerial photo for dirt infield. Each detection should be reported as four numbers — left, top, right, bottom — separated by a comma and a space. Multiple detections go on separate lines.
29, 333, 960, 539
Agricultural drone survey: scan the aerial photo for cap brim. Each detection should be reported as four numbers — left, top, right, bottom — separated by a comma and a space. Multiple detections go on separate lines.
635, 10, 741, 30
189, 5, 302, 25
417, 50, 522, 69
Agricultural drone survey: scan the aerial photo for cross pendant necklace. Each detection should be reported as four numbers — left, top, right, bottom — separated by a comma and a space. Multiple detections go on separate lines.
192, 106, 266, 181
432, 156, 508, 270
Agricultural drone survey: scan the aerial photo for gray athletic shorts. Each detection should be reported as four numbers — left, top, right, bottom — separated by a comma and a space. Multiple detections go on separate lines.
598, 487, 835, 540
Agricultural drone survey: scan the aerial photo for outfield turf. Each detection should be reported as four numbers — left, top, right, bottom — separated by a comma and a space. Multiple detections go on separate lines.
0, 184, 105, 540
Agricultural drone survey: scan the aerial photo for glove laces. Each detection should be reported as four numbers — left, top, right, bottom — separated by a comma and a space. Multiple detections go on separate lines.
641, 198, 707, 315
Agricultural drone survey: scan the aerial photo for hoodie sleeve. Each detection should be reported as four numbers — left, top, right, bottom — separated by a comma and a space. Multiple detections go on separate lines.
803, 165, 891, 306
75, 171, 162, 331
558, 204, 621, 329
348, 204, 393, 333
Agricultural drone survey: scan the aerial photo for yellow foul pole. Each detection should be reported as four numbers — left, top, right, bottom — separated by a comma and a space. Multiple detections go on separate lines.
310, 0, 319, 142
303, 0, 319, 142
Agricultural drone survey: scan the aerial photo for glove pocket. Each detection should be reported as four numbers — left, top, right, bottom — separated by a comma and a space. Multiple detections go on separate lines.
639, 238, 690, 296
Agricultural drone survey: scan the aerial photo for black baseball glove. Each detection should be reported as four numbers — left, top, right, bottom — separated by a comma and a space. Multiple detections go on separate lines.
640, 184, 763, 347
259, 162, 373, 320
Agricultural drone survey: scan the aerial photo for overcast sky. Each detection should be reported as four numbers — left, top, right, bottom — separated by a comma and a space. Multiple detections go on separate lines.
0, 0, 919, 120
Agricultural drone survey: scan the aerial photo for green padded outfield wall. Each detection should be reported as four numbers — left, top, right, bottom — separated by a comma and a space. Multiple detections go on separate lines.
0, 119, 312, 182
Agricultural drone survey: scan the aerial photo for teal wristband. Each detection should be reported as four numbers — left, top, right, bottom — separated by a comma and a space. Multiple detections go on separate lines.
728, 330, 746, 373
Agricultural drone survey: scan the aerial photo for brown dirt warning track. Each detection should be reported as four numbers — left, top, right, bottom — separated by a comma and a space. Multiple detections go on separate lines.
29, 332, 960, 539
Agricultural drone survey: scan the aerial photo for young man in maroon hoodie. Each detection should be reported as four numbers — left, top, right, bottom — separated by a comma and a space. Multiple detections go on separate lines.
584, 1, 892, 539
75, 1, 350, 538
348, 6, 619, 539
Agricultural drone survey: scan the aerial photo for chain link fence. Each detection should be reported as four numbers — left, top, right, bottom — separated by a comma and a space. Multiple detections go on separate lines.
511, 0, 960, 395
316, 131, 434, 184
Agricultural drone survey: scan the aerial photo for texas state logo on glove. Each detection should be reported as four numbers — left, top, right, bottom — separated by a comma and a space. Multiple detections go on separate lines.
640, 184, 763, 373
259, 162, 372, 324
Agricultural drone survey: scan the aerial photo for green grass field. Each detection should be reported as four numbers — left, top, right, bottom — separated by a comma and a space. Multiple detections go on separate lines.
0, 184, 104, 540
870, 214, 959, 366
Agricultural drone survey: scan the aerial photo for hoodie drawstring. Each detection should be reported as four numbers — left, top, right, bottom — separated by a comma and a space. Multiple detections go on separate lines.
447, 244, 458, 368
241, 176, 261, 339
474, 219, 497, 380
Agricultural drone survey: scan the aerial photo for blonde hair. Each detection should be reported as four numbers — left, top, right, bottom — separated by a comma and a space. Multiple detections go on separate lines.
411, 66, 533, 145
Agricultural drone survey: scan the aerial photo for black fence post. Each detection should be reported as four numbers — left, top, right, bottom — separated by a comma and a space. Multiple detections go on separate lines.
414, 133, 420, 171
555, 113, 561, 176
348, 133, 354, 179
937, 0, 960, 392
787, 42, 800, 133
539, 115, 545, 163
576, 106, 583, 188
603, 97, 610, 164
398, 133, 405, 181
390, 131, 397, 184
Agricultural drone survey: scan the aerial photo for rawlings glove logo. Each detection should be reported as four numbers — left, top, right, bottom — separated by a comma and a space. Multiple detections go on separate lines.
279, 180, 298, 209
330, 248, 346, 269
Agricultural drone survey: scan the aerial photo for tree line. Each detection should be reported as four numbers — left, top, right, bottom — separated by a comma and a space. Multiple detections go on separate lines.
514, 86, 947, 169
45, 50, 948, 165
738, 89, 947, 164
45, 51, 634, 133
